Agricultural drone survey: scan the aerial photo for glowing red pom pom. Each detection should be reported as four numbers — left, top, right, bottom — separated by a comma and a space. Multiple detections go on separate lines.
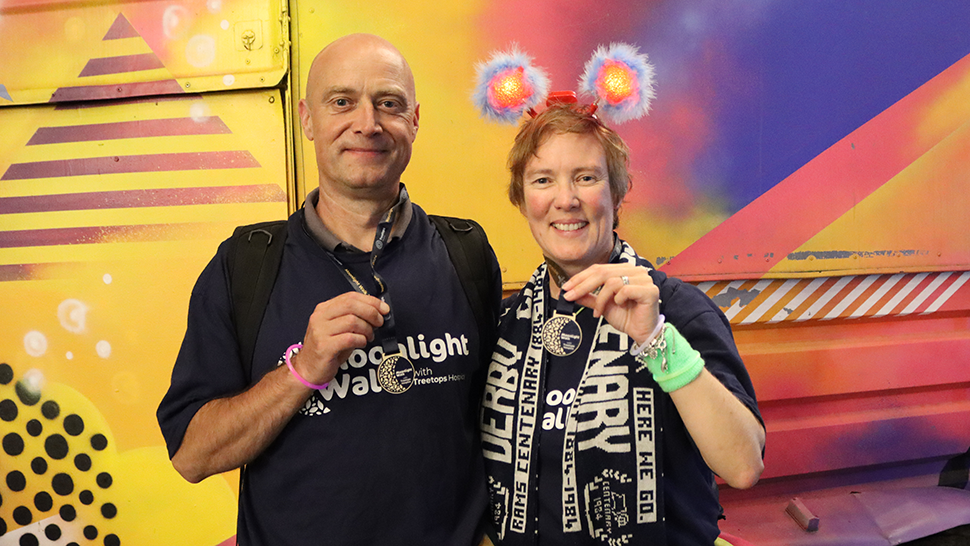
488, 67, 532, 110
596, 61, 638, 105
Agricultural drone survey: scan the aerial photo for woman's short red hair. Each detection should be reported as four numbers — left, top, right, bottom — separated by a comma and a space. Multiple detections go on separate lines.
507, 104, 631, 227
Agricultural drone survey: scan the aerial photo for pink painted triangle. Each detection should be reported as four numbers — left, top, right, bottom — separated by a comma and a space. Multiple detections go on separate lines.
103, 13, 140, 40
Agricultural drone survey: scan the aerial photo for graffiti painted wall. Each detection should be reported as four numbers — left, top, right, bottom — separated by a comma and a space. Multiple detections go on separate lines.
0, 1, 287, 542
2, 0, 969, 544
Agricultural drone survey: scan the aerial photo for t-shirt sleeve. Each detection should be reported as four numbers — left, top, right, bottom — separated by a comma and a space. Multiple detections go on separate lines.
156, 240, 250, 460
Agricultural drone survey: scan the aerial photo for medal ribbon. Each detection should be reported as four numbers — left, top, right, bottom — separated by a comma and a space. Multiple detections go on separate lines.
324, 205, 403, 358
544, 235, 624, 316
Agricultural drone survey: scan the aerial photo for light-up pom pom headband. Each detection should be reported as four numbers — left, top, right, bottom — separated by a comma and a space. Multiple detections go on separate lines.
579, 42, 656, 124
473, 46, 550, 123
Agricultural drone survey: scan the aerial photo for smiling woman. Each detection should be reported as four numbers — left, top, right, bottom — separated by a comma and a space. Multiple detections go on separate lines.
519, 132, 616, 283
480, 103, 766, 546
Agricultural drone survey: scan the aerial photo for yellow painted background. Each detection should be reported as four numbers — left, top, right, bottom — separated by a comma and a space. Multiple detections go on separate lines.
289, 1, 538, 284
1, 82, 287, 545
0, 1, 536, 542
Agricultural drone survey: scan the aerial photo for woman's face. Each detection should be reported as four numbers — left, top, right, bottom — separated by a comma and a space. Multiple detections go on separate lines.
520, 131, 615, 278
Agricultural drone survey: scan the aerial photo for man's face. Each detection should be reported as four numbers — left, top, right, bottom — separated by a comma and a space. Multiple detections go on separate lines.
299, 39, 419, 196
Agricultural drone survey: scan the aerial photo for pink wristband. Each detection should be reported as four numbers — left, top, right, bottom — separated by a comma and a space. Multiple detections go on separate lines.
284, 343, 328, 390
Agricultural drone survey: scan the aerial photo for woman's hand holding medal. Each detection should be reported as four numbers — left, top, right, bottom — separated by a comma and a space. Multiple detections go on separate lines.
291, 292, 390, 389
560, 263, 661, 347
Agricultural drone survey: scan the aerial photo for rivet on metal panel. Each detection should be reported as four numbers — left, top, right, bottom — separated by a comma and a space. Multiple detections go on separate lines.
185, 82, 192, 88
269, 96, 275, 103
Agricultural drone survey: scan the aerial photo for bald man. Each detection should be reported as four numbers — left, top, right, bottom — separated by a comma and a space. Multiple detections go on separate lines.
158, 34, 500, 545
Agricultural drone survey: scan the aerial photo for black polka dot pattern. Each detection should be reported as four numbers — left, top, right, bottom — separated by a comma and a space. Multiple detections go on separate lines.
64, 414, 84, 436
45, 433, 69, 459
1, 366, 121, 544
59, 503, 76, 521
25, 419, 42, 436
0, 398, 17, 421
52, 473, 74, 496
30, 457, 47, 475
45, 523, 62, 540
3, 433, 24, 456
91, 433, 108, 451
75, 453, 92, 471
41, 400, 60, 419
34, 491, 53, 512
15, 381, 40, 406
6, 470, 26, 491
13, 505, 32, 525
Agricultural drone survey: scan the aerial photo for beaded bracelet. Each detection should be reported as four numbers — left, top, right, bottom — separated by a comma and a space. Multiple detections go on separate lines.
633, 324, 704, 393
630, 314, 666, 356
284, 343, 328, 390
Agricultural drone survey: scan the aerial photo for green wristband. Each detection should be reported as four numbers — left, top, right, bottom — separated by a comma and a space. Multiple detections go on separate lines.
634, 323, 704, 392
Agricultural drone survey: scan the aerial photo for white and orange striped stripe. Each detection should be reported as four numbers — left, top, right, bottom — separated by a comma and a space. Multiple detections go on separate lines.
696, 271, 970, 324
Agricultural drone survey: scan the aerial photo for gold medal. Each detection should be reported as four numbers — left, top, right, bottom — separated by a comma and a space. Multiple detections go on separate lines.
542, 314, 582, 357
377, 353, 415, 394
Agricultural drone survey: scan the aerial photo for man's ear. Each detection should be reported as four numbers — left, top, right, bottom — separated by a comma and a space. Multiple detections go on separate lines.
298, 99, 313, 141
411, 103, 420, 140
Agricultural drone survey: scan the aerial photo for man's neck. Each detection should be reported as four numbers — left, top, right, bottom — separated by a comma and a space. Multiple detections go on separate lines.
315, 183, 400, 252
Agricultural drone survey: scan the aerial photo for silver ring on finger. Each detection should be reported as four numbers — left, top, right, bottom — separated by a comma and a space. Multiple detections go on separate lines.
621, 276, 630, 286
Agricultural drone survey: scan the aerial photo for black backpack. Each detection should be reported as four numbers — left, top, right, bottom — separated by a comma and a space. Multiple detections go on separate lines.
225, 215, 498, 379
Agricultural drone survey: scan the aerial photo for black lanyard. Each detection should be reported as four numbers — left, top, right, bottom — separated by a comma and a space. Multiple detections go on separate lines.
324, 205, 402, 358
545, 235, 623, 316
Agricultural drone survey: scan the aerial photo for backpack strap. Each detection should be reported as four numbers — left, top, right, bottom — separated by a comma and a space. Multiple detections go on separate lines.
224, 220, 287, 534
429, 214, 498, 366
226, 220, 289, 381
226, 215, 496, 376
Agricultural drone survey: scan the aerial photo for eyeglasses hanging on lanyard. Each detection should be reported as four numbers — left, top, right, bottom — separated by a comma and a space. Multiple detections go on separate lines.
325, 206, 415, 394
